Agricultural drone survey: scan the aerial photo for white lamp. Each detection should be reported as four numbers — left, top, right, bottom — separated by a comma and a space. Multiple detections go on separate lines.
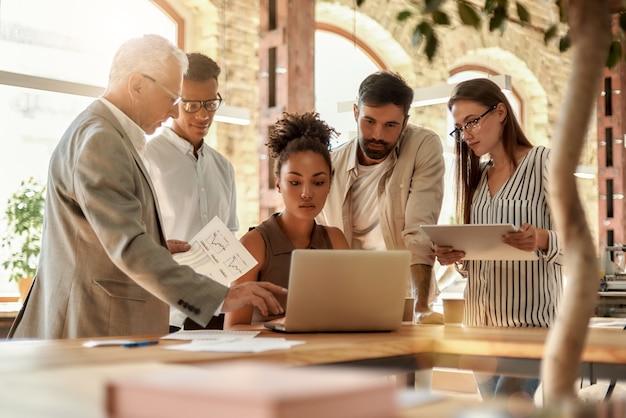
411, 74, 512, 108
214, 104, 251, 126
336, 74, 512, 111
574, 165, 595, 179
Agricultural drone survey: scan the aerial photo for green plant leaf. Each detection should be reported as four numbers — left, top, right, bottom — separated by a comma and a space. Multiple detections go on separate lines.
425, 32, 439, 62
2, 177, 45, 283
413, 21, 433, 47
418, 21, 433, 37
397, 10, 413, 22
485, 0, 498, 14
458, 1, 481, 29
544, 24, 558, 45
606, 39, 622, 69
489, 11, 507, 34
556, 0, 566, 23
516, 2, 531, 25
432, 10, 450, 25
424, 0, 445, 13
559, 32, 571, 52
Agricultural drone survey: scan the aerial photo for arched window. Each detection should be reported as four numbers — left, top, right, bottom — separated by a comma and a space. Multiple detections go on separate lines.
314, 29, 380, 148
0, 0, 179, 295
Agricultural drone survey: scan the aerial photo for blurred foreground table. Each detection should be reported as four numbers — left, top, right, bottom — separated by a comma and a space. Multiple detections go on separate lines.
2, 324, 626, 417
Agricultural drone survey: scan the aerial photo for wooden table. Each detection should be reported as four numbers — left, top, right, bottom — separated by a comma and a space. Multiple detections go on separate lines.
4, 324, 625, 376
2, 324, 626, 417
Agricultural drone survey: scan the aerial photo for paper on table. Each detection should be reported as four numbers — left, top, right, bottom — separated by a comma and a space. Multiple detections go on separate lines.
589, 318, 626, 329
162, 329, 260, 340
164, 338, 305, 353
172, 216, 258, 286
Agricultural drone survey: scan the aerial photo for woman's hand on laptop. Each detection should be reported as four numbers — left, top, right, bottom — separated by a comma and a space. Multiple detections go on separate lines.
222, 282, 287, 317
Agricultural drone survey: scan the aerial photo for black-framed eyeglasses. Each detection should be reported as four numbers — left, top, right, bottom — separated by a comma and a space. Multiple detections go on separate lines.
142, 74, 182, 106
449, 104, 497, 142
181, 93, 223, 113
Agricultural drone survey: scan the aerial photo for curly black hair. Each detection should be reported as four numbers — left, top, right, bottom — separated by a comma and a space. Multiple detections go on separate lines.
266, 111, 337, 178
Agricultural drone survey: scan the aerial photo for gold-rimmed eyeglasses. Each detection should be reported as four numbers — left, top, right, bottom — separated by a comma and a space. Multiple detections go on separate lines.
181, 93, 223, 113
449, 105, 497, 142
142, 74, 182, 106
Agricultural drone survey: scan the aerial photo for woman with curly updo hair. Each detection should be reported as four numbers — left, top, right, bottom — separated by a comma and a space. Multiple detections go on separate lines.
224, 111, 349, 329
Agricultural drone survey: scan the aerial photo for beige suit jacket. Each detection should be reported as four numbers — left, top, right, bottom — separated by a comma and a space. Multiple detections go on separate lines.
9, 100, 228, 339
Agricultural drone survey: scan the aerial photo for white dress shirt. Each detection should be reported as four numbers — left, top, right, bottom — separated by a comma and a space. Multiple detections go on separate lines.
145, 127, 239, 241
145, 128, 238, 327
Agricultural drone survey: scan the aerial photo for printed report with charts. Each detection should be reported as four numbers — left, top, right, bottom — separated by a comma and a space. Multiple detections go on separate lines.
172, 216, 257, 286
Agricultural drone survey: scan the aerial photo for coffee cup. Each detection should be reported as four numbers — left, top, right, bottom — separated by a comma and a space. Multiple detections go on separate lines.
442, 298, 464, 325
403, 297, 414, 322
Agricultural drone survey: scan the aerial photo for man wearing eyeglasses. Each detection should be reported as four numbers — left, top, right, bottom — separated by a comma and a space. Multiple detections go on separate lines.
145, 52, 238, 331
9, 36, 285, 339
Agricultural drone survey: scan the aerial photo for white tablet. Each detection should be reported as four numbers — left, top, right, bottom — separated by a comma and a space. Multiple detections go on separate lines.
420, 224, 538, 261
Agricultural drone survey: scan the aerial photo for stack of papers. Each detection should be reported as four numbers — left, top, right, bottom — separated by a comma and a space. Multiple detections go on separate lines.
162, 329, 305, 353
165, 338, 304, 353
589, 318, 626, 329
162, 329, 260, 340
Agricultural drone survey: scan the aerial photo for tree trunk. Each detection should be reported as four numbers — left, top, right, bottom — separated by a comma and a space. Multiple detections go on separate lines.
542, 0, 611, 404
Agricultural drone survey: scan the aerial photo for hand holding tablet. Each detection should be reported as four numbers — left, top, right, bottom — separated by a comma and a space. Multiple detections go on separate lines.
420, 224, 538, 261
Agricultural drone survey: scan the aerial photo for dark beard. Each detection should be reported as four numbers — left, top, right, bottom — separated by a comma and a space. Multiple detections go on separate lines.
359, 139, 393, 161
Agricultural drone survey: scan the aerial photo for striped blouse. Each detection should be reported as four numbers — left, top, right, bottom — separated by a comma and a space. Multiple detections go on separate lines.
464, 146, 563, 327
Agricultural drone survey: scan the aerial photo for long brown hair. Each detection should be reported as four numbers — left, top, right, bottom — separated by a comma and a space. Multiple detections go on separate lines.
448, 78, 533, 224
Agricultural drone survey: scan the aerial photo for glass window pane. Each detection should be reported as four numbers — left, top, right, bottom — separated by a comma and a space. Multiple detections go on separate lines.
315, 31, 380, 148
0, 0, 177, 295
0, 0, 177, 87
0, 85, 93, 294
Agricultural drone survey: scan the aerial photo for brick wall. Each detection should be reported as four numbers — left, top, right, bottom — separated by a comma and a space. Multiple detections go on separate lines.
170, 0, 599, 244
173, 0, 261, 234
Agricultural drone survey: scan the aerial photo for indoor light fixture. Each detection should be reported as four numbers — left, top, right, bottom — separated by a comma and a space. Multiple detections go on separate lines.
214, 104, 251, 126
1, 69, 252, 125
337, 74, 512, 111
0, 70, 104, 97
411, 74, 512, 108
574, 165, 595, 179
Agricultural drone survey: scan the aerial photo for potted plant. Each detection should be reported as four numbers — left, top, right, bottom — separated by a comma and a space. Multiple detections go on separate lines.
1, 177, 45, 301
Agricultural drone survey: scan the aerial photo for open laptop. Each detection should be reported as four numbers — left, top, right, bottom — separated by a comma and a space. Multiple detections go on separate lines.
264, 249, 410, 333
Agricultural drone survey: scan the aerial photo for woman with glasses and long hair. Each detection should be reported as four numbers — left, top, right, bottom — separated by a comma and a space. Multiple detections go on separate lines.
435, 78, 563, 401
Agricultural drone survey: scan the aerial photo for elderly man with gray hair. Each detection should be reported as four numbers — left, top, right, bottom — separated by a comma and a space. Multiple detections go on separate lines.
9, 34, 285, 339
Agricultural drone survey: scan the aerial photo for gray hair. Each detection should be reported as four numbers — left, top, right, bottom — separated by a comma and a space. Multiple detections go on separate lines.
108, 34, 188, 84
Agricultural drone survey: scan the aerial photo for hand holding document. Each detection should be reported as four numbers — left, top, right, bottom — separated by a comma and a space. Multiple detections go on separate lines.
173, 216, 257, 286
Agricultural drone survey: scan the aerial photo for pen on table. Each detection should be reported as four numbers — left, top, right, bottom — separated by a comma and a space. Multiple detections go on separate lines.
122, 340, 159, 348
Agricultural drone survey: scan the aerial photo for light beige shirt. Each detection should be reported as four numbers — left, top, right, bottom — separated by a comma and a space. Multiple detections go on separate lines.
319, 123, 445, 266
